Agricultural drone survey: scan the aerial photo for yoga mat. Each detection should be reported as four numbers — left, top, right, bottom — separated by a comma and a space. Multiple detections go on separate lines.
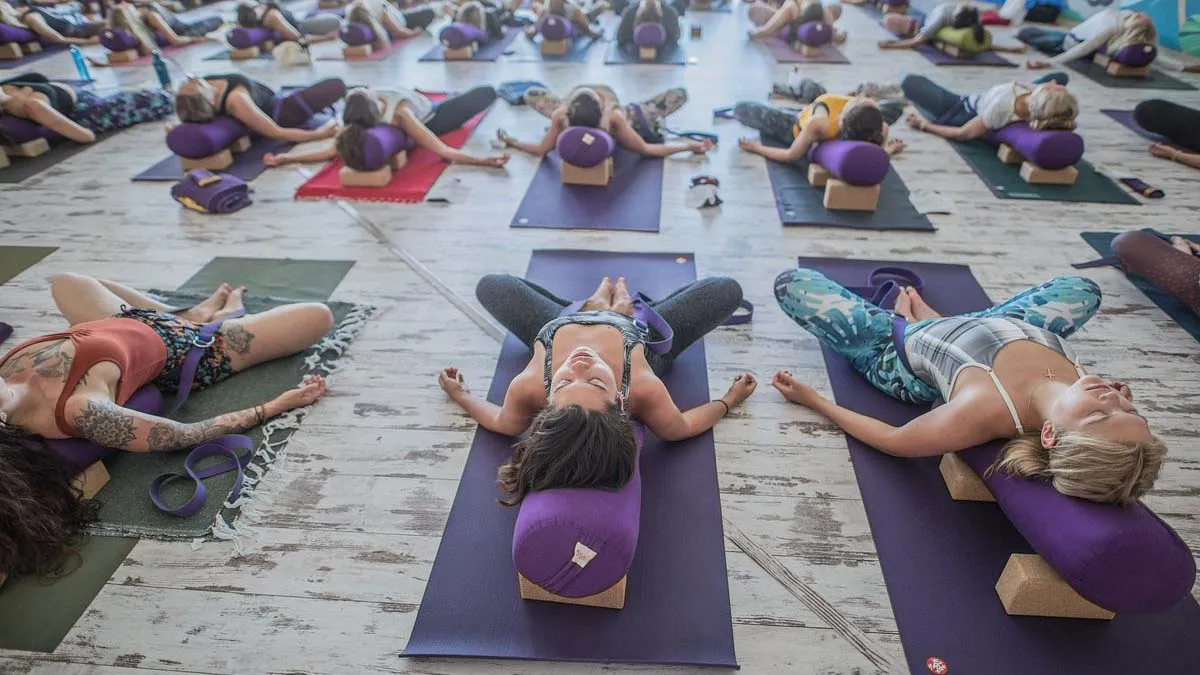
510, 148, 663, 231
296, 92, 487, 203
603, 40, 687, 65
418, 26, 521, 61
131, 113, 330, 183
914, 42, 1016, 67
1080, 232, 1200, 343
764, 38, 849, 64
914, 106, 1139, 204
0, 322, 10, 344
93, 257, 366, 539
1018, 41, 1197, 90
1099, 109, 1185, 150
403, 249, 737, 667
506, 34, 599, 62
316, 36, 411, 61
762, 137, 935, 231
0, 535, 138, 652
0, 82, 110, 184
798, 255, 1200, 675
0, 245, 55, 285
89, 41, 207, 68
0, 44, 67, 70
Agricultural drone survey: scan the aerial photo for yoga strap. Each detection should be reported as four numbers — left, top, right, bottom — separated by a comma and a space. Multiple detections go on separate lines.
148, 434, 254, 517
165, 309, 246, 417
1072, 228, 1183, 270
847, 266, 925, 376
561, 296, 754, 355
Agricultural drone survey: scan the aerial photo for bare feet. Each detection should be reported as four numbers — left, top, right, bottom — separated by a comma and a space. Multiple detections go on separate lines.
580, 277, 614, 312
611, 276, 634, 316
178, 283, 232, 323
893, 287, 940, 322
212, 286, 247, 321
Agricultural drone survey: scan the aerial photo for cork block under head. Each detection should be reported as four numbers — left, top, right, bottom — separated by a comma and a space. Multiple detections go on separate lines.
24, 41, 43, 54
107, 48, 140, 63
339, 164, 394, 187
0, 43, 22, 60
540, 38, 569, 56
638, 46, 657, 60
797, 44, 820, 57
4, 138, 50, 158
1020, 162, 1078, 185
72, 461, 111, 501
444, 44, 476, 60
823, 178, 881, 211
230, 46, 261, 59
996, 143, 1024, 165
180, 148, 235, 171
230, 136, 252, 154
0, 148, 9, 169
807, 162, 831, 187
1094, 52, 1149, 77
939, 453, 997, 502
995, 554, 1117, 620
518, 573, 627, 609
561, 154, 614, 187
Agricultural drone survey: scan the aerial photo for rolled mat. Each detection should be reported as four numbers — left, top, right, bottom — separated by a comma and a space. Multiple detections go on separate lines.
603, 40, 687, 65
510, 148, 663, 231
1018, 40, 1197, 90
1099, 109, 1186, 151
914, 43, 1016, 67
507, 34, 599, 62
913, 106, 1139, 204
764, 37, 849, 64
418, 26, 521, 61
1078, 231, 1200, 342
762, 137, 934, 231
796, 255, 1200, 675
316, 35, 411, 61
403, 249, 737, 668
0, 44, 68, 70
295, 93, 486, 203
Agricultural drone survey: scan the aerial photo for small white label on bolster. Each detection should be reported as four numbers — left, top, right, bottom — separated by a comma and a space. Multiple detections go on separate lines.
582, 133, 595, 145
572, 542, 597, 568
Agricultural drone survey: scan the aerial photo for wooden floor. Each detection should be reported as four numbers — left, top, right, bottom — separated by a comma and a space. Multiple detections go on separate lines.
2, 2, 1199, 673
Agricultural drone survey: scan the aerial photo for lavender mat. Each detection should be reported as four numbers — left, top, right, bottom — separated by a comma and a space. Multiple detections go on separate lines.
418, 27, 521, 61
1100, 109, 1185, 150
403, 250, 737, 668
799, 255, 1200, 675
915, 43, 1016, 67
0, 44, 68, 70
603, 40, 686, 65
510, 149, 663, 231
765, 38, 849, 64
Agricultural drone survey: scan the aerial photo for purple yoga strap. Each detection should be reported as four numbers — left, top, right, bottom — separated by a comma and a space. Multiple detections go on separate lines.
846, 265, 925, 375
164, 309, 246, 417
560, 296, 752, 355
148, 434, 254, 517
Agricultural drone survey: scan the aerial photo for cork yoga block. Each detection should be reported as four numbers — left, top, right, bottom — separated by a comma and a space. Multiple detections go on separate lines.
561, 156, 614, 187
996, 554, 1117, 620
518, 573, 627, 609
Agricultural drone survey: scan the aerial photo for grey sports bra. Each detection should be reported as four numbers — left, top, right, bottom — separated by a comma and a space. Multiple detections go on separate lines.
535, 311, 648, 400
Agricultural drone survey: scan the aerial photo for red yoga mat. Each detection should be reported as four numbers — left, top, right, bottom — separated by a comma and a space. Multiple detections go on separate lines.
294, 93, 486, 204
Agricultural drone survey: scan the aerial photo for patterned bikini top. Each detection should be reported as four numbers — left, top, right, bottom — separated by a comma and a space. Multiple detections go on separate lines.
535, 311, 648, 400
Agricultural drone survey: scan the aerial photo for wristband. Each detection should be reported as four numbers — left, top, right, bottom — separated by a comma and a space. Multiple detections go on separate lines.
714, 399, 730, 415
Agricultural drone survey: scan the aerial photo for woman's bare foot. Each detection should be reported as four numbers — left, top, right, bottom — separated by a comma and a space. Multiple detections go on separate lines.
212, 286, 247, 321
894, 287, 940, 321
580, 277, 614, 311
611, 276, 634, 316
179, 283, 232, 322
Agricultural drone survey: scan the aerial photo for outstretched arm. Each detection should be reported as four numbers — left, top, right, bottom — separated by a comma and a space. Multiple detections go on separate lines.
738, 119, 822, 162
637, 374, 757, 442
611, 114, 712, 158
228, 93, 337, 143
21, 97, 95, 143
394, 106, 509, 166
905, 112, 988, 141
439, 367, 535, 436
263, 143, 339, 167
498, 118, 563, 156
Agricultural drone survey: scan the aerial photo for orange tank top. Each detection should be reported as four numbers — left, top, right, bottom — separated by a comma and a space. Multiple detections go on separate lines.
0, 318, 168, 436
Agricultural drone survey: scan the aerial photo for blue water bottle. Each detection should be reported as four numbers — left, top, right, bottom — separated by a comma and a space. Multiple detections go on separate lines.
69, 45, 91, 82
151, 50, 172, 91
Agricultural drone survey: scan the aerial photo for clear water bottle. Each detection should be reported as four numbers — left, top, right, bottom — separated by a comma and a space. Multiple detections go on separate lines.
151, 50, 172, 91
69, 45, 91, 82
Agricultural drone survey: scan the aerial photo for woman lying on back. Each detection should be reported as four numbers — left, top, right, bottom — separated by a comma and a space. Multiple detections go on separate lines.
747, 0, 844, 43
900, 73, 1078, 141
527, 0, 604, 41
173, 74, 344, 144
235, 0, 342, 43
1, 72, 171, 145
0, 0, 98, 44
878, 2, 1026, 52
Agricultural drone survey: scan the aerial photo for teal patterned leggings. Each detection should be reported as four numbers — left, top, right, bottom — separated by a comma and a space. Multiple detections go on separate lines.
774, 268, 1103, 404
72, 89, 174, 134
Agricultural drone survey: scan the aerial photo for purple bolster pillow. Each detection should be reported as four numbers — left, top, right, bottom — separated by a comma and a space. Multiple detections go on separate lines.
809, 140, 889, 186
0, 114, 62, 144
556, 126, 616, 168
539, 15, 575, 41
155, 32, 170, 47
794, 21, 832, 47
166, 116, 250, 158
100, 28, 139, 52
513, 425, 643, 598
0, 24, 39, 43
358, 125, 416, 171
959, 444, 1196, 613
340, 22, 375, 46
46, 385, 164, 472
229, 26, 276, 48
987, 121, 1083, 171
633, 21, 666, 47
1109, 43, 1156, 67
440, 22, 487, 49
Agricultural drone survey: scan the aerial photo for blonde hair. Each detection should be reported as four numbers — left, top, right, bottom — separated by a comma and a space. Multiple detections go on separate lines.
1108, 11, 1157, 53
987, 431, 1167, 506
1, 1, 25, 27
456, 1, 486, 31
1025, 86, 1078, 131
111, 3, 158, 55
634, 0, 662, 25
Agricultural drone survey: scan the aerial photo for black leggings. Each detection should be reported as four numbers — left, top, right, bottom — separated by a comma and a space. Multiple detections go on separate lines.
424, 85, 496, 135
275, 78, 347, 128
1134, 100, 1200, 153
476, 275, 743, 375
402, 6, 437, 30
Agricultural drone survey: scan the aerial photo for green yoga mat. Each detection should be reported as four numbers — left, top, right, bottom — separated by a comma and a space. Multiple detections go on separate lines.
0, 245, 55, 285
916, 107, 1139, 205
1063, 59, 1198, 91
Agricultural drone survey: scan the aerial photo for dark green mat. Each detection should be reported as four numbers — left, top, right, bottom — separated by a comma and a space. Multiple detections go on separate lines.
1018, 40, 1198, 91
1081, 232, 1200, 343
0, 245, 56, 285
915, 107, 1139, 205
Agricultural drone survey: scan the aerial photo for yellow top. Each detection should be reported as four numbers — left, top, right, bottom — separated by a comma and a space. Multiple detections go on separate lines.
794, 94, 851, 139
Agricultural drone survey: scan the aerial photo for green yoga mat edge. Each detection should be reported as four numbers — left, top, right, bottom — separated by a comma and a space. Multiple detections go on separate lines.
0, 245, 56, 286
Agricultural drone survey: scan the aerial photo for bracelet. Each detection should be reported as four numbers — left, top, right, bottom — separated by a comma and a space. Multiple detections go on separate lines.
254, 405, 265, 426
714, 399, 730, 415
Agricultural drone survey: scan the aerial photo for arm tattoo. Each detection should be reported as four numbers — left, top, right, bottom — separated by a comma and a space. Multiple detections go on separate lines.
220, 324, 255, 355
146, 408, 260, 452
28, 342, 74, 380
73, 399, 137, 448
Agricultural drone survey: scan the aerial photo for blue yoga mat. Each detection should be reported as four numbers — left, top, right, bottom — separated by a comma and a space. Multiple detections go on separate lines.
507, 33, 599, 62
603, 40, 686, 65
510, 148, 663, 232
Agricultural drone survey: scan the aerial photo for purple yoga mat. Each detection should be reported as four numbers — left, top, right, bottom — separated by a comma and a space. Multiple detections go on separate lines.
603, 40, 687, 65
418, 26, 521, 61
1100, 109, 1186, 151
510, 149, 663, 232
0, 322, 11, 345
403, 250, 737, 668
915, 43, 1016, 67
0, 44, 68, 70
765, 38, 849, 64
797, 255, 1200, 675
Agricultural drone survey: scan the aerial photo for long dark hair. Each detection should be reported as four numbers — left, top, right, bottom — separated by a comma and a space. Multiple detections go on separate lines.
565, 89, 604, 128
0, 427, 99, 580
336, 89, 382, 172
497, 403, 637, 506
840, 104, 886, 144
951, 5, 985, 44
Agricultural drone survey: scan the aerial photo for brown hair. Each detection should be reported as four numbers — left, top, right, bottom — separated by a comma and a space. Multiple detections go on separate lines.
565, 88, 604, 128
987, 431, 1167, 506
0, 428, 99, 580
840, 102, 886, 144
335, 89, 382, 172
175, 90, 216, 123
497, 403, 637, 506
951, 4, 986, 44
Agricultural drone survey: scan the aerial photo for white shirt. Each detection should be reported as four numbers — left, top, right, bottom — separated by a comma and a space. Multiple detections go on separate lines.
966, 83, 1023, 130
379, 87, 433, 122
1052, 8, 1183, 70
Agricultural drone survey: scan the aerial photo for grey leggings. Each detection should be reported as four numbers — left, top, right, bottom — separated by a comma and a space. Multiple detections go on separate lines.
476, 274, 744, 375
298, 13, 341, 34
